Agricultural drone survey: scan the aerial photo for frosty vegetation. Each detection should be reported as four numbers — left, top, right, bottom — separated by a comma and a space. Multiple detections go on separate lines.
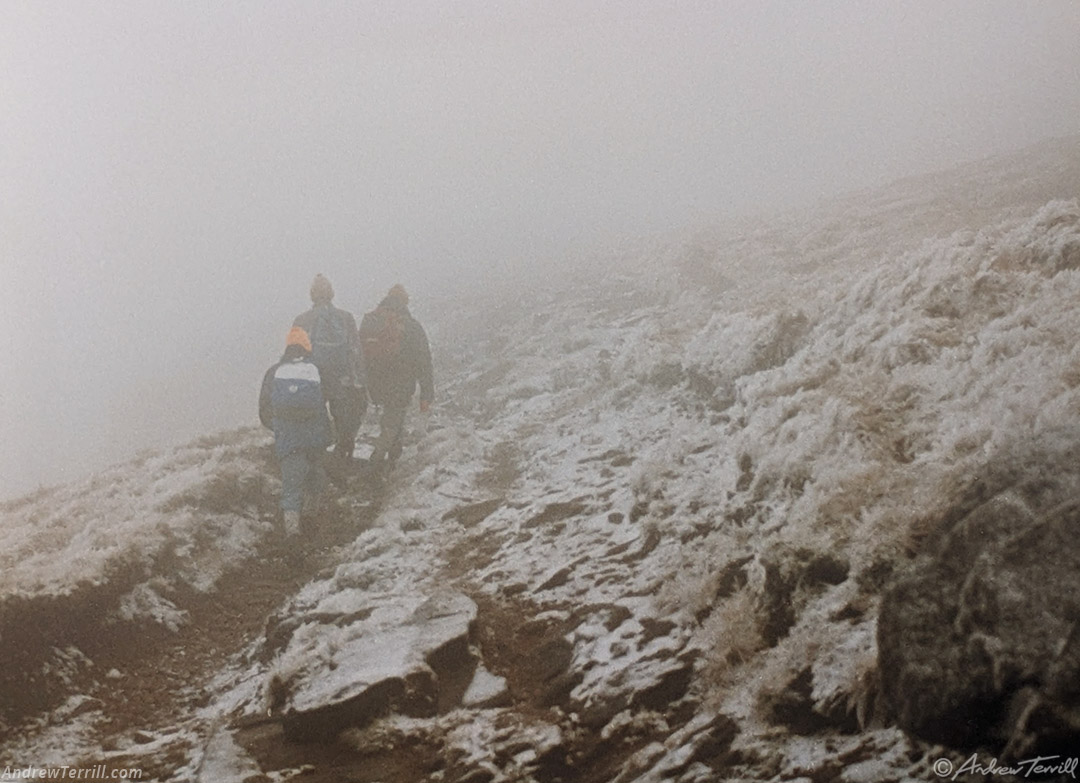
3, 135, 1080, 780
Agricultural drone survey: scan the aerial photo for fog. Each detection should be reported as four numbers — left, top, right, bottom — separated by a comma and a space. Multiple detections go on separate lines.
2, 1, 1079, 500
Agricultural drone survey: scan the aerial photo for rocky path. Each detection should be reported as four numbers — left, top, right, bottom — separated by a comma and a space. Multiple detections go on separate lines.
222, 486, 707, 783
229, 572, 651, 783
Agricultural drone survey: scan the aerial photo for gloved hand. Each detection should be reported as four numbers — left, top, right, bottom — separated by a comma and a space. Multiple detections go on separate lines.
419, 399, 431, 413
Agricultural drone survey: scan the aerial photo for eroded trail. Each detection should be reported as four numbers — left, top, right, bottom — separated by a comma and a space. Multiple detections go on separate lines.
224, 493, 682, 783
226, 524, 593, 783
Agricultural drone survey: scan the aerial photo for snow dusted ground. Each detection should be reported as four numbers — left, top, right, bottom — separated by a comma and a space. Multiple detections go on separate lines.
0, 430, 277, 603
3, 135, 1080, 780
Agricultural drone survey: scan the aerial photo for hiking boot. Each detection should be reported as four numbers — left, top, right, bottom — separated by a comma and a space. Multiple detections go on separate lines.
283, 510, 301, 537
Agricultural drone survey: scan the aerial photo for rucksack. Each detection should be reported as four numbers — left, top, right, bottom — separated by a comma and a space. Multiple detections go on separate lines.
271, 360, 325, 417
309, 305, 351, 384
359, 307, 404, 364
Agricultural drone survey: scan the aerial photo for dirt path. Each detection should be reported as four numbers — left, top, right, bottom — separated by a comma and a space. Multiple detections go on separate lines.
229, 506, 655, 783
230, 577, 583, 783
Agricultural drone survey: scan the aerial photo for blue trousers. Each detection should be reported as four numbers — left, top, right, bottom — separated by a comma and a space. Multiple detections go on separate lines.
279, 448, 328, 513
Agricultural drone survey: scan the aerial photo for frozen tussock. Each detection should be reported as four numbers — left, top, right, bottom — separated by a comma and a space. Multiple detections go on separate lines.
0, 427, 277, 604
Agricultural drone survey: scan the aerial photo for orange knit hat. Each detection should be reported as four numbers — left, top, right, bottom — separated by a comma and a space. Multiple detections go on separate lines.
286, 326, 312, 353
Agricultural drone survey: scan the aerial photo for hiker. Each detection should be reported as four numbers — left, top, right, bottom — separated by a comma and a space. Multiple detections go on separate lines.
292, 274, 366, 463
358, 284, 434, 475
259, 326, 332, 537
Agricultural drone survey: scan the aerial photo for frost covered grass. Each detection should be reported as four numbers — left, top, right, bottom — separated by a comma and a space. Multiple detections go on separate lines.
406, 148, 1080, 755
0, 426, 278, 606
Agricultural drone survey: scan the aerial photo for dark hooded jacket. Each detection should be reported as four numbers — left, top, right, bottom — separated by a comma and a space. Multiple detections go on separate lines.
360, 296, 434, 408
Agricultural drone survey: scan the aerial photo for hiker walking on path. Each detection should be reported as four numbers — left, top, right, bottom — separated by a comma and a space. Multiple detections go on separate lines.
358, 284, 434, 476
293, 274, 366, 463
259, 326, 332, 537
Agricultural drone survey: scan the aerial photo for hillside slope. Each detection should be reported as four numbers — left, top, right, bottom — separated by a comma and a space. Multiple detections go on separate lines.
3, 135, 1080, 781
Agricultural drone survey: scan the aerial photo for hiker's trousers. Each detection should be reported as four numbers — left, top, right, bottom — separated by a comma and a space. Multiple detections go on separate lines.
279, 447, 328, 512
328, 386, 366, 459
371, 403, 408, 465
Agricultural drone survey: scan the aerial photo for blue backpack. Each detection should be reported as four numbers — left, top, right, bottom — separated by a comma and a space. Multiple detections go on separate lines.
271, 360, 325, 418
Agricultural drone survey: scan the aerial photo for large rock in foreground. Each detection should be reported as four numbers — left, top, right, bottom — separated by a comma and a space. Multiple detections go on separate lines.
277, 591, 478, 742
878, 492, 1080, 757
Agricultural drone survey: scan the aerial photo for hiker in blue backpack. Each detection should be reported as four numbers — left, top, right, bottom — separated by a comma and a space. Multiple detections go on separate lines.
293, 274, 366, 465
358, 284, 434, 477
259, 326, 333, 537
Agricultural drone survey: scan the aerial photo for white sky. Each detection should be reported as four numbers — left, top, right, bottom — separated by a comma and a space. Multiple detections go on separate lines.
2, 1, 1079, 499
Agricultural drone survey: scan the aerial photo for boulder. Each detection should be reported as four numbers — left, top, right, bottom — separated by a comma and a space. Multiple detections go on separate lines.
878, 493, 1080, 756
280, 591, 478, 742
